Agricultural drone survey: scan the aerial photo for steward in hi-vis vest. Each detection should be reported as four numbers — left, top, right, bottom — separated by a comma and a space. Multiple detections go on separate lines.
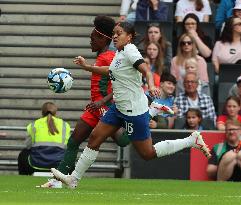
18, 102, 70, 175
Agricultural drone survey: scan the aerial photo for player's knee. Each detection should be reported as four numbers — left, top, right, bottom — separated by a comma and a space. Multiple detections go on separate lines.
139, 149, 156, 161
87, 131, 101, 150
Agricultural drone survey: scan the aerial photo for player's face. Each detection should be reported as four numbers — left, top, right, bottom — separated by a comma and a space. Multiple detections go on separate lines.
113, 25, 132, 51
90, 29, 106, 52
148, 26, 161, 42
226, 99, 240, 117
184, 17, 197, 32
146, 43, 159, 59
161, 81, 175, 96
226, 124, 241, 144
186, 112, 201, 129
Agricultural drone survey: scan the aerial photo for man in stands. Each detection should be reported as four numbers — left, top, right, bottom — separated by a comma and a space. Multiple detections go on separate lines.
207, 120, 241, 181
174, 72, 216, 129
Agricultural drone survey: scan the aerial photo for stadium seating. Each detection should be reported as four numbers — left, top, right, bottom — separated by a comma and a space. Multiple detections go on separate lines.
218, 64, 241, 114
0, 0, 122, 176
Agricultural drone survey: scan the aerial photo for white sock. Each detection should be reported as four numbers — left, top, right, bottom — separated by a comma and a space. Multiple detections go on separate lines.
149, 107, 159, 118
71, 146, 99, 180
153, 137, 192, 158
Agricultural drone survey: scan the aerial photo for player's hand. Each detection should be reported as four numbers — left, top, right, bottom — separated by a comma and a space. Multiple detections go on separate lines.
149, 119, 157, 129
73, 56, 87, 68
86, 100, 104, 112
149, 86, 161, 98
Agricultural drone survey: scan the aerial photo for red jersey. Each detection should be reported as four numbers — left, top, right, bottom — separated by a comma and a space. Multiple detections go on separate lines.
91, 50, 115, 103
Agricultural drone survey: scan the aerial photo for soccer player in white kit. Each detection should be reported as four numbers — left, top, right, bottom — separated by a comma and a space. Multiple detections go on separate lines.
51, 22, 211, 188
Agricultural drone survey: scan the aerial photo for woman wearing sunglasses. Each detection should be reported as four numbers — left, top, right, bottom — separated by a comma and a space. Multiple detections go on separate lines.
170, 33, 209, 91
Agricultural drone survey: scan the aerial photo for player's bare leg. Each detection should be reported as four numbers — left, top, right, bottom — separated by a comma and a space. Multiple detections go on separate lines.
51, 122, 120, 188
132, 131, 211, 160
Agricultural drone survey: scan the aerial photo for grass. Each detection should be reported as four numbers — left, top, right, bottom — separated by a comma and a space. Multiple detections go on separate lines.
0, 176, 241, 205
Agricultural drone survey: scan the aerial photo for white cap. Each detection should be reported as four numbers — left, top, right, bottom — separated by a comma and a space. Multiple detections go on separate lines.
233, 1, 241, 10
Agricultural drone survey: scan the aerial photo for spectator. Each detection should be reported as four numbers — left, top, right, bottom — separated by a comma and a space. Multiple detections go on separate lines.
229, 75, 241, 101
138, 22, 172, 69
170, 33, 209, 85
119, 0, 138, 24
184, 108, 204, 130
215, 0, 235, 32
176, 57, 210, 95
180, 13, 212, 61
233, 1, 241, 19
212, 16, 241, 73
217, 96, 241, 131
207, 120, 241, 181
175, 0, 212, 22
174, 72, 216, 125
18, 102, 71, 175
136, 0, 168, 21
149, 72, 177, 129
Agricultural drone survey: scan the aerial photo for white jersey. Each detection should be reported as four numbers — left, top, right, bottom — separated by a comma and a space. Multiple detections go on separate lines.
109, 43, 148, 116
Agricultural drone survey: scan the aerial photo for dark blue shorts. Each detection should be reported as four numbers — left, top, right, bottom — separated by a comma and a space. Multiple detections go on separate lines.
100, 104, 150, 141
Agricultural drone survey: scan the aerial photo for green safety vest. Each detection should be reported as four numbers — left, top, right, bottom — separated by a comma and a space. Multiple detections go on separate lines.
27, 116, 70, 148
27, 116, 71, 170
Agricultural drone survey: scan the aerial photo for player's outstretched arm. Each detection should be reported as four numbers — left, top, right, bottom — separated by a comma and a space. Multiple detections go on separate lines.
73, 56, 109, 75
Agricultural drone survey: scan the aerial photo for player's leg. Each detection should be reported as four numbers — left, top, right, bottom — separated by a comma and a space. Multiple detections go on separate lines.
217, 150, 238, 181
39, 114, 95, 188
51, 121, 120, 188
124, 110, 210, 160
51, 104, 122, 188
57, 119, 93, 174
132, 135, 195, 160
112, 128, 130, 147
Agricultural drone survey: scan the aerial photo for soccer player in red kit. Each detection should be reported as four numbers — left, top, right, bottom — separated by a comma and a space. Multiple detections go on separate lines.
38, 16, 129, 188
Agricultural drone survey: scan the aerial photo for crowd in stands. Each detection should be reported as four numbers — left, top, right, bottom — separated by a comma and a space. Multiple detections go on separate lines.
118, 0, 241, 131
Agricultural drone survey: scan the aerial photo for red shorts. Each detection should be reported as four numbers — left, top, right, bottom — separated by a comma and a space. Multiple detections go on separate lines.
81, 106, 109, 128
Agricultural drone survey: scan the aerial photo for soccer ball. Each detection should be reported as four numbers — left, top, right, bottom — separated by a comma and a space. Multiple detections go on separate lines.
47, 68, 73, 93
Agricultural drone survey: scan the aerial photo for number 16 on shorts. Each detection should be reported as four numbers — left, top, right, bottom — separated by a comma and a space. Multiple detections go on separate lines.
125, 122, 133, 136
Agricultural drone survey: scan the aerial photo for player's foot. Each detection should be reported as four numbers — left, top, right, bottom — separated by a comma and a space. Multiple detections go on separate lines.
36, 178, 62, 188
189, 131, 211, 158
51, 168, 78, 189
150, 102, 174, 115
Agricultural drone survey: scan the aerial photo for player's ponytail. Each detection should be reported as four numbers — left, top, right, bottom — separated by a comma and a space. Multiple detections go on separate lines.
41, 102, 59, 135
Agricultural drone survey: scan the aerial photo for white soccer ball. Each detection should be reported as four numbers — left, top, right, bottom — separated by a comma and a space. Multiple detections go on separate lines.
47, 68, 73, 93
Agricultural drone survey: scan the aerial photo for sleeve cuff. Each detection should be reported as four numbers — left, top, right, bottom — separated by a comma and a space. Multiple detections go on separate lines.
133, 59, 145, 70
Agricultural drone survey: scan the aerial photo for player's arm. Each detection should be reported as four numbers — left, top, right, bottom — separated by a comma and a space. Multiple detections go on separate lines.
73, 56, 109, 75
137, 62, 161, 98
86, 93, 113, 112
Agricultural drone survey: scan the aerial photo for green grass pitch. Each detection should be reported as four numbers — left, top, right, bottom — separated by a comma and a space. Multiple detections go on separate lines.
0, 175, 241, 205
